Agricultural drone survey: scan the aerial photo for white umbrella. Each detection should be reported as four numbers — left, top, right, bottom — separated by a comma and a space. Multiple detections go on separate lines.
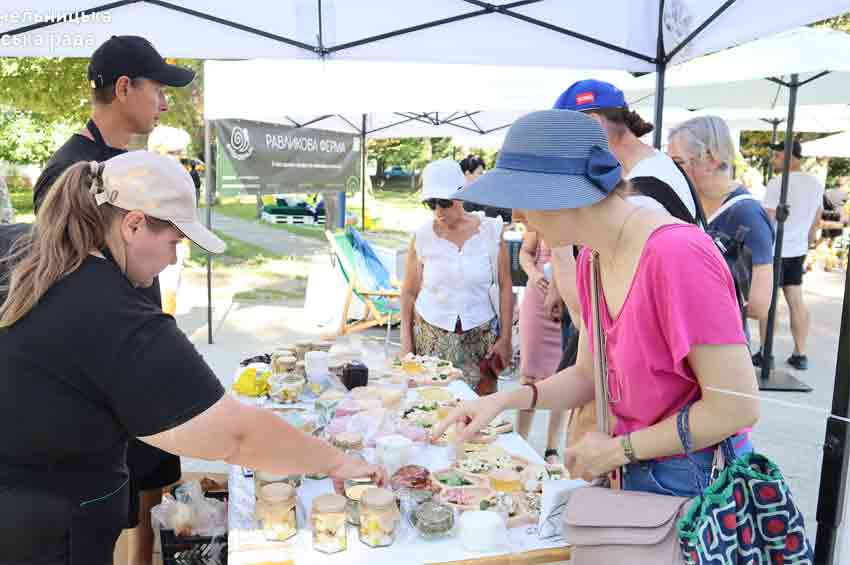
802, 130, 850, 157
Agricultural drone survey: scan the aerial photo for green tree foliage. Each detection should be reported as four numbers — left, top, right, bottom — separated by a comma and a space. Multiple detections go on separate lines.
0, 109, 76, 164
0, 57, 204, 158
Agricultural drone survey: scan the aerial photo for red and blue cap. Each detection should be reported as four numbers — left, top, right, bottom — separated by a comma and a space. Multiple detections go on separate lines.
553, 79, 627, 112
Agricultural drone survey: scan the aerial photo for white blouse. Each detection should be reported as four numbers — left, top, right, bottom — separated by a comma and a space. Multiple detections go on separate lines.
414, 214, 502, 332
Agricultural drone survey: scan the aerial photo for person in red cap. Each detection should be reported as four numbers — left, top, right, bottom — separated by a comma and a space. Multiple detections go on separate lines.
29, 35, 196, 565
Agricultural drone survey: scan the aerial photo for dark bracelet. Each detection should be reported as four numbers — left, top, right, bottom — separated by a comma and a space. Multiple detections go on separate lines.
524, 383, 539, 410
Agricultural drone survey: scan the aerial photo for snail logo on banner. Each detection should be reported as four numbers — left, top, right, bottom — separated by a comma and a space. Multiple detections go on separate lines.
227, 126, 254, 161
214, 119, 360, 196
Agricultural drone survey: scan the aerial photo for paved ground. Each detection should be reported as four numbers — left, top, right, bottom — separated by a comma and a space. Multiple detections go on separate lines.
210, 210, 326, 256
172, 218, 849, 549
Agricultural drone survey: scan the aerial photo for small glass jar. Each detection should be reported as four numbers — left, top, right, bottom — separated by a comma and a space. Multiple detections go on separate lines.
412, 501, 455, 539
256, 483, 297, 542
295, 340, 313, 361
313, 339, 335, 353
277, 374, 305, 403
294, 360, 307, 379
255, 470, 302, 492
311, 494, 348, 554
359, 488, 400, 547
343, 478, 374, 526
271, 355, 297, 376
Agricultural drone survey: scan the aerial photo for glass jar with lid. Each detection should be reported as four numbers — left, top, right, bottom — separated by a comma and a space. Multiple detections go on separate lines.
358, 488, 400, 547
412, 501, 455, 539
271, 354, 297, 377
256, 482, 297, 542
311, 493, 348, 554
342, 478, 373, 526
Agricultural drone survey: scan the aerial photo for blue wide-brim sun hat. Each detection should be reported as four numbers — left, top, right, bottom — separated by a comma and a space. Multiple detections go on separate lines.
454, 109, 623, 211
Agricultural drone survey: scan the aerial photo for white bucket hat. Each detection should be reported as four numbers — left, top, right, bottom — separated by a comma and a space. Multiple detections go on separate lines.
91, 151, 226, 254
421, 159, 465, 201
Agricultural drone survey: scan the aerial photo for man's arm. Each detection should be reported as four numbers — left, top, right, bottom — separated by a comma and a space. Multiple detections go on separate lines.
809, 206, 823, 246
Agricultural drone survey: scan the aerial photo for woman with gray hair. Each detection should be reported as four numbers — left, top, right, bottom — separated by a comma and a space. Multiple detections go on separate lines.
667, 116, 775, 358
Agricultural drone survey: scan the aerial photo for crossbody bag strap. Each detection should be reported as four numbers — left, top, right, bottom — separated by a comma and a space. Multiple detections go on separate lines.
589, 251, 611, 435
705, 193, 756, 225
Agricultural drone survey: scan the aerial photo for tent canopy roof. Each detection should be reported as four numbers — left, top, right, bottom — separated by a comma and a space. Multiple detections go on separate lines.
2, 1, 849, 72
627, 27, 850, 109
801, 130, 850, 157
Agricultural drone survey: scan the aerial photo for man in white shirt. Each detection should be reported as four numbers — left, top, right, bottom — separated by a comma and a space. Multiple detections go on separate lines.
759, 140, 823, 371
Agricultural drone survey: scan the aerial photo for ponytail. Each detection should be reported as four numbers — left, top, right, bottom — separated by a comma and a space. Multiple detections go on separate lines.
0, 161, 124, 327
590, 108, 654, 139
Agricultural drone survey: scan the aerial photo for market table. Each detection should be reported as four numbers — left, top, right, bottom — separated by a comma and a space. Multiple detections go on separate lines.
227, 380, 571, 565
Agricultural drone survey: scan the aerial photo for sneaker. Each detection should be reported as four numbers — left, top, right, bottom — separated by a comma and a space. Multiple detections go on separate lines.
787, 354, 809, 371
751, 351, 774, 369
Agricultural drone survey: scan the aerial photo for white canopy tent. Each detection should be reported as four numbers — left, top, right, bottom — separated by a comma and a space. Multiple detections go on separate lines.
3, 1, 848, 71
626, 27, 850, 109
802, 130, 850, 157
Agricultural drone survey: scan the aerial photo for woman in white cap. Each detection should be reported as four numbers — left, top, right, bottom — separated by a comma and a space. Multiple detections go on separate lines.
400, 159, 513, 395
0, 152, 385, 564
432, 110, 759, 497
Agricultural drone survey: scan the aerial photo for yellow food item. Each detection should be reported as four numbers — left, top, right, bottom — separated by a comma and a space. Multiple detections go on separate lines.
417, 387, 454, 403
490, 469, 522, 493
401, 360, 424, 374
233, 367, 269, 396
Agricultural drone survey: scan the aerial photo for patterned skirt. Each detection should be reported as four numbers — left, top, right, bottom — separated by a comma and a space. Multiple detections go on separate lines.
413, 312, 497, 390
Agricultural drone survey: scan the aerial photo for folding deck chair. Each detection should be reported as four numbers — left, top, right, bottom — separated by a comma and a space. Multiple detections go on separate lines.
325, 228, 401, 346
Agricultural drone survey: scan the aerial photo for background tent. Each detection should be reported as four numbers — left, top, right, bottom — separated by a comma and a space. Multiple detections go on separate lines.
803, 130, 850, 157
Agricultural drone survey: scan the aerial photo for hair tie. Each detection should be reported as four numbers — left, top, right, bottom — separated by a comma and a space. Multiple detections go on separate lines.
88, 161, 111, 206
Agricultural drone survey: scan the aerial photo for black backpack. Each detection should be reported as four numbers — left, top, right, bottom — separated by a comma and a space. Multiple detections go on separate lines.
681, 174, 753, 328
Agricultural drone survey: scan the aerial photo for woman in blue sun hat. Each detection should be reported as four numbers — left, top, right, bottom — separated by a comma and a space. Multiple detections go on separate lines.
431, 110, 758, 497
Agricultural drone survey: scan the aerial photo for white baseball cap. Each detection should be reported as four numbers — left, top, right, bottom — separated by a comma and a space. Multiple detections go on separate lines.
421, 159, 464, 201
92, 151, 225, 254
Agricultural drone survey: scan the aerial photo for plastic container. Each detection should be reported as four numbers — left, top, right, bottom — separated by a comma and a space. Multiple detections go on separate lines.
311, 494, 348, 554
271, 354, 297, 376
256, 483, 297, 542
159, 491, 228, 565
305, 351, 330, 378
358, 488, 400, 547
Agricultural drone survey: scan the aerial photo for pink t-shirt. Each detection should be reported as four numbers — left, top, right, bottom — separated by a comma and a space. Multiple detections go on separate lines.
577, 224, 746, 437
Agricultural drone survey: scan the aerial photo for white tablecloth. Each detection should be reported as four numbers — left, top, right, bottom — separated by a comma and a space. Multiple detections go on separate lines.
227, 380, 569, 565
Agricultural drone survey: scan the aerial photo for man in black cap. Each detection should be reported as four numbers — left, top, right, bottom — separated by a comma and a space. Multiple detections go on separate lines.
756, 139, 824, 371
33, 35, 195, 208
29, 35, 195, 565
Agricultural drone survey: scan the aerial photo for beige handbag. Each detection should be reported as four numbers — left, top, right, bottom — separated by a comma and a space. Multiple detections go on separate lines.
562, 251, 690, 564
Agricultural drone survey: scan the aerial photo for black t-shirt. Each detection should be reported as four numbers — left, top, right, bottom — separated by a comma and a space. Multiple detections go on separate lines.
32, 130, 163, 307
33, 133, 126, 211
0, 254, 224, 516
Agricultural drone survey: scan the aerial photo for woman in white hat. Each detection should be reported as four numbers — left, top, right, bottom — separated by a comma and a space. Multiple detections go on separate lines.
432, 110, 759, 497
0, 152, 385, 564
400, 159, 513, 395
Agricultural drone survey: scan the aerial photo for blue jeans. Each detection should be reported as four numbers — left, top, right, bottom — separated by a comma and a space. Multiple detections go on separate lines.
622, 434, 753, 497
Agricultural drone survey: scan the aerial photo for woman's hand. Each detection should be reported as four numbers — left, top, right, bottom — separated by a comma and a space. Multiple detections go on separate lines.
430, 393, 509, 444
487, 335, 512, 371
542, 288, 564, 322
329, 454, 388, 487
528, 271, 549, 294
564, 431, 627, 482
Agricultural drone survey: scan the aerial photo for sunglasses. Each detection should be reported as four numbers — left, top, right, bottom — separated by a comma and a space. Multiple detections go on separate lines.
423, 198, 454, 210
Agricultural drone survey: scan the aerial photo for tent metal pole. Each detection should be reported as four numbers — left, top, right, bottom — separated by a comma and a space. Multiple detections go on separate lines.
652, 64, 666, 149
758, 74, 811, 392
814, 257, 850, 563
361, 114, 367, 231
652, 0, 666, 150
767, 119, 780, 181
204, 119, 214, 345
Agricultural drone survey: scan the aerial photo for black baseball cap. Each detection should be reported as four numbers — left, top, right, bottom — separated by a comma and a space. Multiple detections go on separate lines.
768, 139, 803, 159
88, 35, 195, 89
